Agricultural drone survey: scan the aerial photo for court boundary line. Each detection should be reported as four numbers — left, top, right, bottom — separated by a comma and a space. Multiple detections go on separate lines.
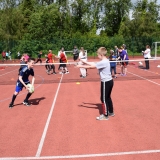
35, 74, 64, 157
1, 149, 160, 159
117, 65, 160, 86
127, 70, 160, 86
0, 68, 18, 77
129, 62, 160, 76
126, 65, 160, 86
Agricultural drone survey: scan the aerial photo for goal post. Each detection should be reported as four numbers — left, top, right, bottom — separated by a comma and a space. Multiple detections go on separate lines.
152, 42, 160, 58
64, 50, 88, 57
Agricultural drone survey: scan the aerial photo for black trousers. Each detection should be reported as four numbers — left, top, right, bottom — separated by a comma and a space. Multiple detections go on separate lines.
73, 54, 79, 61
35, 58, 42, 63
145, 58, 149, 69
100, 79, 114, 116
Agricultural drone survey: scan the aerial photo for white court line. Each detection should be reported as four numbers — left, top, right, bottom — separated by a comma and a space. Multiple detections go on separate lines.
127, 70, 160, 86
1, 149, 160, 159
0, 68, 18, 77
35, 74, 64, 157
129, 63, 160, 76
126, 65, 160, 86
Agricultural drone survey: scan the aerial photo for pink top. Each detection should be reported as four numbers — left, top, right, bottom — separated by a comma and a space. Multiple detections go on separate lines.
24, 55, 29, 61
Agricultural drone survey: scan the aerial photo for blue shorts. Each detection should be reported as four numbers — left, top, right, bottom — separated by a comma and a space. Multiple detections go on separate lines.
15, 82, 30, 93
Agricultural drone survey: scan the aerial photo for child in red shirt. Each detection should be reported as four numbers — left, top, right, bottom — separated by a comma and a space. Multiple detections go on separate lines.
47, 50, 56, 74
58, 52, 69, 74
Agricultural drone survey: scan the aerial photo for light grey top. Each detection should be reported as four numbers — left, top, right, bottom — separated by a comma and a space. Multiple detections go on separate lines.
95, 59, 112, 82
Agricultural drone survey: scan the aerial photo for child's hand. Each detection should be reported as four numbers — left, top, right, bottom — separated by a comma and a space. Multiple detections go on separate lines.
26, 85, 30, 91
75, 65, 81, 68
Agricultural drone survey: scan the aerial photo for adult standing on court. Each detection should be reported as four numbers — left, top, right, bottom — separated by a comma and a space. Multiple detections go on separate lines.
142, 45, 151, 70
76, 47, 114, 120
73, 46, 79, 61
78, 47, 87, 78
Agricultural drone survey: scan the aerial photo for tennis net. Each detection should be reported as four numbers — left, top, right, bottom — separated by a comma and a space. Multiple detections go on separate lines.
0, 58, 160, 85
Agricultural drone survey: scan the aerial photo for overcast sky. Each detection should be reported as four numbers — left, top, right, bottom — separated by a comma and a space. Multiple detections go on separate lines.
131, 0, 160, 4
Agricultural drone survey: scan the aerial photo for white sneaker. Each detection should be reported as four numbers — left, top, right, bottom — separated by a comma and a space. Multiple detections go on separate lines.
96, 114, 109, 120
65, 71, 69, 74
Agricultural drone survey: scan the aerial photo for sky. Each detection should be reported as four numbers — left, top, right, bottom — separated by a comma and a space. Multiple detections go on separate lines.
131, 0, 160, 4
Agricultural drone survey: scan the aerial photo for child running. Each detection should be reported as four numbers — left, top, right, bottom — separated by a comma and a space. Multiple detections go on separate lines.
35, 51, 42, 64
76, 47, 114, 120
9, 58, 35, 108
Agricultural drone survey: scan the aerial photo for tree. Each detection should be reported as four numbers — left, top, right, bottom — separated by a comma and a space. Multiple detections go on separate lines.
100, 0, 132, 36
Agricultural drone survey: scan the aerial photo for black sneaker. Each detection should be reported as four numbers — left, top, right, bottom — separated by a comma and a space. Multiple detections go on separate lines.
9, 103, 14, 108
23, 101, 31, 106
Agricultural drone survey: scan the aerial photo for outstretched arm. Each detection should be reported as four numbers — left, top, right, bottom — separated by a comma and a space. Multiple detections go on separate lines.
76, 61, 96, 69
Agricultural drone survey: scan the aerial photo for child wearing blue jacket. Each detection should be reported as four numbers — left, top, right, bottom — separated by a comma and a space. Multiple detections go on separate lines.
109, 50, 117, 78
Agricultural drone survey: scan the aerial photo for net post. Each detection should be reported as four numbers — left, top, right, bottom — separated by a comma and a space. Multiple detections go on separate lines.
155, 42, 157, 59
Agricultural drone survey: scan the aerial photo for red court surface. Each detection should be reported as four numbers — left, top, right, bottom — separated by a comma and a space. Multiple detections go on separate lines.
0, 59, 160, 160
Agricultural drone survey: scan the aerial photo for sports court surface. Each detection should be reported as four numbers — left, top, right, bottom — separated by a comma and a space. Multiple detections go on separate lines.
0, 58, 160, 160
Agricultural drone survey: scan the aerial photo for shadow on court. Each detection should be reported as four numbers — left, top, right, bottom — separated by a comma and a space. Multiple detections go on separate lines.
13, 97, 46, 107
29, 97, 46, 105
78, 102, 103, 115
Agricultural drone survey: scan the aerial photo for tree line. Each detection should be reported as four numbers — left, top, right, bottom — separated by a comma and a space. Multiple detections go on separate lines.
0, 0, 160, 58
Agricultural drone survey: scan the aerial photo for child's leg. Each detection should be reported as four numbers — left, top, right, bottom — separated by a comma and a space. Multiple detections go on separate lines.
51, 64, 56, 73
9, 86, 22, 108
106, 80, 114, 114
64, 67, 69, 72
113, 66, 117, 77
80, 67, 86, 77
62, 67, 66, 73
10, 91, 19, 105
110, 67, 113, 76
121, 65, 124, 74
124, 65, 127, 75
100, 80, 114, 116
45, 65, 48, 70
114, 66, 117, 75
24, 92, 32, 103
100, 82, 108, 116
